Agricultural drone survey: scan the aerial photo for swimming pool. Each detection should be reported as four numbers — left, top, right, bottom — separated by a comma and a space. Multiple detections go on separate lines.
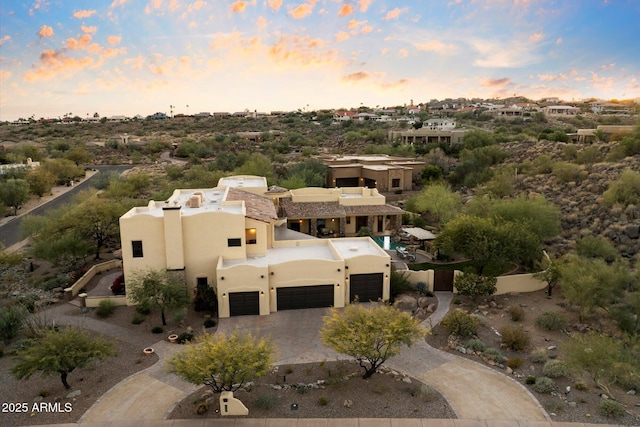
371, 235, 405, 251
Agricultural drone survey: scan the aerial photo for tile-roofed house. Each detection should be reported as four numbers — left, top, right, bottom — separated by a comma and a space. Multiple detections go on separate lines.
226, 187, 278, 223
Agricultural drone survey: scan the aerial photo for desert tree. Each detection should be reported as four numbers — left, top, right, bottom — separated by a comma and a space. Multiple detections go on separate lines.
25, 168, 56, 197
453, 272, 497, 301
168, 332, 275, 393
127, 269, 191, 326
11, 327, 115, 389
533, 251, 562, 297
321, 303, 425, 379
0, 178, 30, 215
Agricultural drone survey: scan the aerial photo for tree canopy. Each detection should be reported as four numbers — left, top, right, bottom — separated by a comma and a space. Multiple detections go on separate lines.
127, 269, 191, 326
168, 332, 275, 393
0, 178, 30, 215
321, 303, 425, 379
404, 183, 461, 226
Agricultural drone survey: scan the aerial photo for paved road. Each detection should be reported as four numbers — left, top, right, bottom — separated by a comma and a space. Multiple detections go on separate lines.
0, 164, 132, 248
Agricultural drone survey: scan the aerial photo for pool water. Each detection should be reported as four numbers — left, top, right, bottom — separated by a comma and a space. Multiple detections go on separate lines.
371, 235, 405, 251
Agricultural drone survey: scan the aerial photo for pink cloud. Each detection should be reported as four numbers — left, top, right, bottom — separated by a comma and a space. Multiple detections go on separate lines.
257, 16, 267, 30
529, 32, 543, 42
110, 0, 128, 8
398, 48, 408, 58
481, 77, 513, 87
29, 0, 49, 16
231, 1, 248, 13
537, 73, 567, 82
107, 35, 122, 45
343, 71, 370, 82
268, 34, 338, 66
0, 35, 11, 47
336, 31, 350, 42
267, 0, 282, 11
145, 0, 162, 14
338, 4, 354, 16
73, 9, 97, 19
81, 25, 97, 34
415, 40, 455, 55
23, 49, 94, 82
357, 0, 372, 12
67, 34, 92, 50
38, 25, 54, 38
289, 3, 313, 19
383, 7, 405, 21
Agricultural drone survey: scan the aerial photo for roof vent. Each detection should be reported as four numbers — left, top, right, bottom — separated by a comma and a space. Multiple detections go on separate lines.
349, 246, 358, 251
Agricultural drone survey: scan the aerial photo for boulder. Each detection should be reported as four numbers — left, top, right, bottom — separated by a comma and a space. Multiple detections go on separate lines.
393, 294, 417, 312
418, 297, 430, 309
426, 303, 436, 313
625, 224, 640, 239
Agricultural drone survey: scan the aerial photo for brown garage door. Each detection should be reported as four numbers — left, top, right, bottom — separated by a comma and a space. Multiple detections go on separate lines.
229, 291, 260, 316
277, 285, 334, 310
350, 273, 383, 302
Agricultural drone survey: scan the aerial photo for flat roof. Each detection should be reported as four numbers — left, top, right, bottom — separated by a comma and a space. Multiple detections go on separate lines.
331, 238, 389, 258
122, 188, 244, 218
218, 176, 267, 188
268, 244, 337, 264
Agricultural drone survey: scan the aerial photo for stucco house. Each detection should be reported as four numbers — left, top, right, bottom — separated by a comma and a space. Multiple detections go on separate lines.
119, 176, 391, 317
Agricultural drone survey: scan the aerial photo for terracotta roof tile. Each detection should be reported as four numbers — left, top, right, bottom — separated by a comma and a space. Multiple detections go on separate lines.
281, 199, 346, 219
226, 188, 277, 223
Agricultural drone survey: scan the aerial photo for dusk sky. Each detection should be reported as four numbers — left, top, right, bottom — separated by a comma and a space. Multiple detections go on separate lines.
0, 0, 639, 121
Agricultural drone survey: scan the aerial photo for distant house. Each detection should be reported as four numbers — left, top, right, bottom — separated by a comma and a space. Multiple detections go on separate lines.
388, 128, 466, 146
590, 102, 632, 116
0, 157, 40, 175
193, 112, 212, 118
423, 118, 456, 130
146, 112, 168, 120
543, 105, 580, 116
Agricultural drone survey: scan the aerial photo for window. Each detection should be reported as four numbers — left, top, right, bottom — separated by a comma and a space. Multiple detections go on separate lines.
245, 228, 257, 244
392, 178, 401, 188
132, 240, 143, 258
346, 217, 351, 225
227, 238, 242, 247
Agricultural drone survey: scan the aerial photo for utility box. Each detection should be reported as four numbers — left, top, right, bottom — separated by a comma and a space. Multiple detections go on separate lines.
219, 391, 248, 416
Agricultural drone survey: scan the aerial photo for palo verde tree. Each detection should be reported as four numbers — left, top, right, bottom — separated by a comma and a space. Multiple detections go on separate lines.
533, 251, 562, 297
0, 178, 30, 216
168, 332, 275, 393
320, 303, 425, 379
11, 327, 115, 389
127, 269, 191, 326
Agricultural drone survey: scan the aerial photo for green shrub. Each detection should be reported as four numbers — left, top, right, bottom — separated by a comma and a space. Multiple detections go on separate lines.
573, 380, 588, 391
194, 401, 208, 415
602, 169, 640, 207
151, 326, 163, 334
203, 318, 216, 328
0, 304, 29, 343
507, 357, 523, 369
575, 235, 618, 262
390, 270, 412, 297
508, 305, 525, 321
441, 309, 480, 337
317, 396, 329, 406
95, 300, 116, 318
535, 311, 567, 331
135, 304, 151, 315
482, 347, 507, 364
525, 376, 536, 385
131, 315, 145, 325
530, 347, 548, 364
256, 393, 277, 410
465, 338, 486, 352
177, 332, 193, 344
453, 272, 497, 299
599, 399, 626, 418
533, 377, 555, 393
499, 325, 530, 351
542, 360, 569, 378
415, 282, 429, 296
552, 162, 584, 183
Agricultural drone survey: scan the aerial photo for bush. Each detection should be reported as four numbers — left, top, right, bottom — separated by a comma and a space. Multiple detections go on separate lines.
415, 282, 429, 296
441, 309, 480, 337
507, 357, 523, 369
573, 380, 588, 391
533, 377, 555, 394
194, 401, 208, 415
135, 304, 151, 315
390, 270, 412, 297
465, 338, 486, 352
131, 315, 145, 325
177, 332, 194, 344
151, 326, 164, 334
599, 399, 626, 418
530, 347, 548, 364
317, 396, 329, 406
256, 393, 277, 410
508, 305, 525, 322
575, 235, 618, 262
453, 272, 497, 299
110, 274, 125, 295
203, 318, 216, 329
482, 347, 507, 364
542, 360, 569, 378
499, 325, 530, 351
525, 376, 536, 385
95, 300, 116, 318
535, 311, 567, 331
0, 304, 29, 343
552, 162, 584, 183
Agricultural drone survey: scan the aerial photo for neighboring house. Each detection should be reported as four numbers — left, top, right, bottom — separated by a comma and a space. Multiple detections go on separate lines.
543, 105, 580, 116
573, 125, 635, 143
590, 102, 632, 115
0, 157, 40, 175
119, 175, 391, 317
321, 154, 425, 192
423, 118, 456, 130
388, 128, 466, 146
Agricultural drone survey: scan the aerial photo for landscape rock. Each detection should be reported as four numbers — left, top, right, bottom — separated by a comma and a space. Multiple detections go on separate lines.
343, 399, 353, 408
66, 390, 81, 398
418, 297, 430, 309
393, 294, 418, 312
402, 377, 412, 384
426, 303, 436, 313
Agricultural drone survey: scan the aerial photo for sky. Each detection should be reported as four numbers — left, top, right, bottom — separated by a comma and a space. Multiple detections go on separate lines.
0, 0, 639, 121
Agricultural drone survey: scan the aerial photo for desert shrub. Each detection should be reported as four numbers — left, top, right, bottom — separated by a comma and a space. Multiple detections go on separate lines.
0, 304, 29, 343
499, 325, 530, 351
390, 270, 412, 297
482, 347, 507, 364
573, 380, 588, 391
525, 376, 536, 385
599, 399, 626, 418
95, 299, 116, 318
285, 366, 294, 374
441, 309, 480, 337
533, 154, 554, 174
542, 360, 569, 378
508, 305, 525, 321
42, 275, 72, 291
602, 169, 640, 207
203, 318, 217, 328
453, 272, 497, 300
177, 332, 193, 344
533, 377, 555, 393
194, 401, 208, 415
420, 384, 439, 402
544, 399, 564, 413
415, 282, 429, 296
256, 393, 277, 411
575, 235, 618, 262
135, 304, 151, 315
151, 326, 163, 334
552, 162, 584, 183
507, 357, 523, 369
530, 347, 548, 364
317, 396, 329, 406
131, 315, 145, 325
465, 338, 486, 352
535, 311, 567, 331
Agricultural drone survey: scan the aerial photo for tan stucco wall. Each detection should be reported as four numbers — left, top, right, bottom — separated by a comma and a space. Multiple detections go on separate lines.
403, 269, 434, 292
216, 260, 270, 317
244, 218, 269, 256
494, 273, 547, 295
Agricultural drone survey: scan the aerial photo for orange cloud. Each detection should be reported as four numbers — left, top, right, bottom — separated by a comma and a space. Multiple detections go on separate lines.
257, 16, 267, 30
383, 7, 405, 20
343, 71, 370, 82
124, 55, 145, 70
38, 25, 54, 39
73, 9, 97, 18
145, 0, 162, 14
529, 32, 543, 42
110, 0, 128, 7
107, 35, 122, 45
357, 0, 371, 12
398, 48, 408, 58
231, 1, 248, 12
67, 34, 92, 50
268, 34, 338, 66
29, 0, 48, 16
537, 73, 567, 82
289, 3, 313, 19
0, 35, 11, 47
81, 25, 97, 34
481, 77, 512, 87
23, 49, 94, 82
336, 31, 349, 42
415, 40, 455, 55
267, 0, 282, 11
338, 4, 353, 16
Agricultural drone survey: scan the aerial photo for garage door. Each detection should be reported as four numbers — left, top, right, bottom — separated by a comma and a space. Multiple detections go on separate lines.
229, 291, 260, 316
277, 285, 334, 311
350, 273, 383, 302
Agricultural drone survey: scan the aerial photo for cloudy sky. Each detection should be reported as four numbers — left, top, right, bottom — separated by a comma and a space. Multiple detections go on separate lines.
1, 0, 639, 120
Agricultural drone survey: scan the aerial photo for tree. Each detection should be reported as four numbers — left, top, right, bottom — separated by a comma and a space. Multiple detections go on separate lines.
0, 178, 30, 215
11, 327, 115, 389
483, 194, 561, 241
127, 270, 191, 326
533, 251, 562, 296
234, 154, 274, 182
25, 168, 56, 197
65, 146, 93, 166
462, 130, 497, 150
72, 197, 127, 259
405, 183, 461, 226
453, 272, 497, 301
168, 332, 274, 393
320, 303, 425, 379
